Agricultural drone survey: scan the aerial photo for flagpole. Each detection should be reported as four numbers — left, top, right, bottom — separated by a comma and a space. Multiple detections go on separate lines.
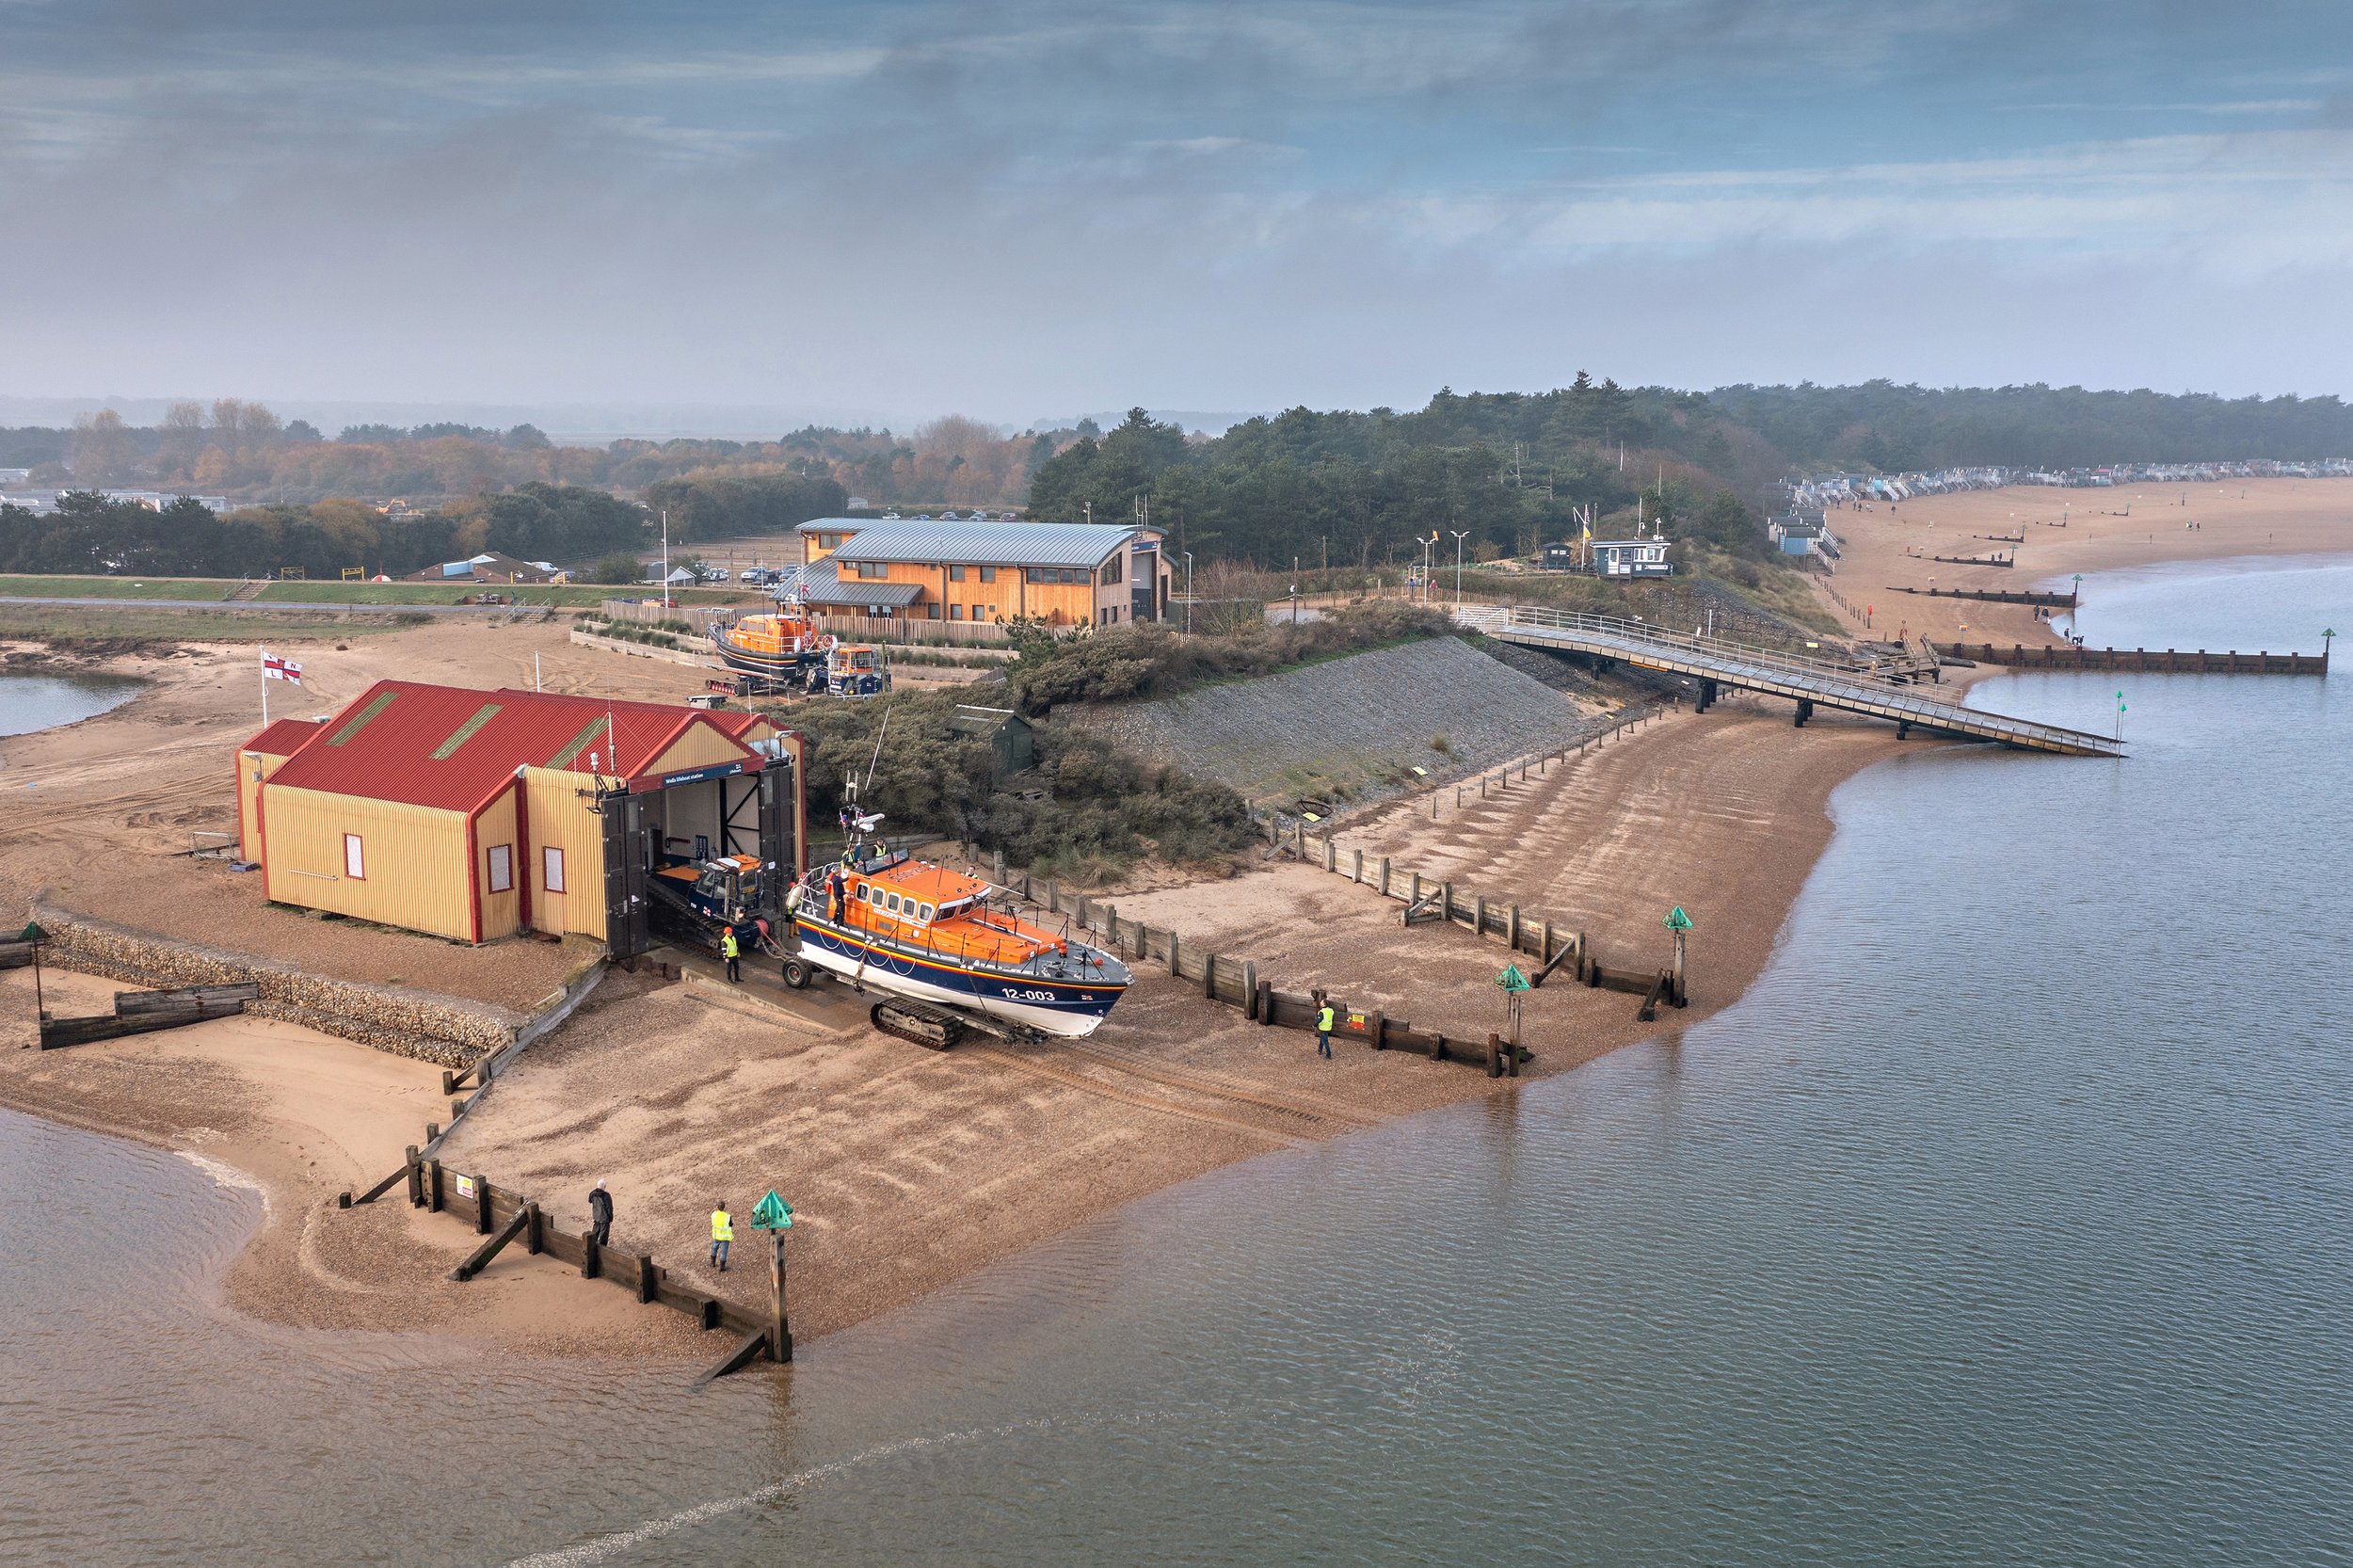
260, 646, 269, 726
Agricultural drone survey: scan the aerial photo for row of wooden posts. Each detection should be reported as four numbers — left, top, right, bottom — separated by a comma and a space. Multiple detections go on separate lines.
987, 853, 1532, 1073
341, 1148, 789, 1379
1427, 705, 1660, 818
1267, 815, 1690, 1016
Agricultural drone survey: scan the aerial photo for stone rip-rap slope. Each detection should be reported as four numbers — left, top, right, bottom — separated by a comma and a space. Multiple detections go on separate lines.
1068, 635, 1603, 808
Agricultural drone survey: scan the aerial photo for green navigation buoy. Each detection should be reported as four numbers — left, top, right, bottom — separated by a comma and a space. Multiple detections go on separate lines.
750, 1191, 793, 1230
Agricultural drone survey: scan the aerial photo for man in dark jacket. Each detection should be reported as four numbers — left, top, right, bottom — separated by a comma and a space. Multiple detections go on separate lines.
588, 1179, 613, 1246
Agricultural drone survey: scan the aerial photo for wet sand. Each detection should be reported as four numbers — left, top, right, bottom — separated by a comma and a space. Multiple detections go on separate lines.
1814, 475, 2353, 647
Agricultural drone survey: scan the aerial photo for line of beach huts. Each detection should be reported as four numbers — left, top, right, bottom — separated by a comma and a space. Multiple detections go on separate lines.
1785, 457, 2353, 513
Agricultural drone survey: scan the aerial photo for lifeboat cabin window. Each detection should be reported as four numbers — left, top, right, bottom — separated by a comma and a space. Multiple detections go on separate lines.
919, 903, 935, 921
886, 893, 902, 913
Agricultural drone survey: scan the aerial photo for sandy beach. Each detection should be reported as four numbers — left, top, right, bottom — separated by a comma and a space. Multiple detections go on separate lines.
8, 496, 2340, 1362
1811, 475, 2353, 647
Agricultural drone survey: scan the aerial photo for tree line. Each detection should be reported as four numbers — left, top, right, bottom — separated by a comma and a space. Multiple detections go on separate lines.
0, 484, 648, 580
1025, 378, 2353, 569
0, 402, 1060, 509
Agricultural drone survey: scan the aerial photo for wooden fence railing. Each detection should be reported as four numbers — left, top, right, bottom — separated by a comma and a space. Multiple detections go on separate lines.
981, 859, 1531, 1073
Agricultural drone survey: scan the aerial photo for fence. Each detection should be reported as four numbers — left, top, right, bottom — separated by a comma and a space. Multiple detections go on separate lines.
983, 857, 1532, 1074
1939, 642, 2327, 675
344, 1153, 787, 1376
1250, 718, 1693, 1014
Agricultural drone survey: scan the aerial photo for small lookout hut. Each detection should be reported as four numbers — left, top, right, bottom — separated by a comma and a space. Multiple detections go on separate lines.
949, 704, 1035, 778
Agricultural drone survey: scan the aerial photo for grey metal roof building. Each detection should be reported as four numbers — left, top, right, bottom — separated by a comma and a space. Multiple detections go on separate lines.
822, 520, 1138, 568
769, 560, 923, 608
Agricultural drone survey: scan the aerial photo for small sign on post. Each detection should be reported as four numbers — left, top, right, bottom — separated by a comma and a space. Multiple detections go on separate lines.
751, 1189, 794, 1364
20, 920, 47, 1027
1663, 906, 1693, 1006
1497, 963, 1529, 1045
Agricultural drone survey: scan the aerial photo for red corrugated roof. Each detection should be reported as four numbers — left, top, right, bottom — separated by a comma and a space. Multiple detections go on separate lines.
241, 717, 332, 758
263, 680, 759, 813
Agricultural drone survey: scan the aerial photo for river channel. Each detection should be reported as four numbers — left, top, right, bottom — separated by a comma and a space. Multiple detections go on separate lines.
2, 557, 2346, 1566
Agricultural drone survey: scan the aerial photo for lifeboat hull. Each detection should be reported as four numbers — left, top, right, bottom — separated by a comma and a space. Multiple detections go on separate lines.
791, 917, 1127, 1037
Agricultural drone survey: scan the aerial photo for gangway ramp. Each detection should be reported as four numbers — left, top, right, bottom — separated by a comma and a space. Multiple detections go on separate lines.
1454, 605, 2123, 758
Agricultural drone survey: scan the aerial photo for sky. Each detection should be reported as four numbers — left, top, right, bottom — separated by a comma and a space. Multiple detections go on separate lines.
4, 0, 2352, 431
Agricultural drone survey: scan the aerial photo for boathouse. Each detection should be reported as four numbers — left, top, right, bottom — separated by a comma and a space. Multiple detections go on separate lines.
791, 518, 1173, 627
235, 681, 804, 950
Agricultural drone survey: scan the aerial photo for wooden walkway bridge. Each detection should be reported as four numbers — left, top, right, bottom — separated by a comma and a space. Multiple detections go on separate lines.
1454, 605, 2124, 757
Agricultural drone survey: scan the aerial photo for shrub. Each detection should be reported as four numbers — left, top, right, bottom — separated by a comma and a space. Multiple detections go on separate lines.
1007, 600, 1449, 716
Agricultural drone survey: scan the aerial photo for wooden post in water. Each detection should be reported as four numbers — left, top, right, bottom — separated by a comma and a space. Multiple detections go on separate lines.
1486, 1032, 1503, 1078
770, 1230, 792, 1364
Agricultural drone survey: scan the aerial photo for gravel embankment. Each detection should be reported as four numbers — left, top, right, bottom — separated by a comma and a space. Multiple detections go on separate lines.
1069, 635, 1606, 809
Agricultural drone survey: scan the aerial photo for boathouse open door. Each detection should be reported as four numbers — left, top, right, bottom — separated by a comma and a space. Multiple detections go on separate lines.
757, 752, 796, 920
601, 792, 652, 959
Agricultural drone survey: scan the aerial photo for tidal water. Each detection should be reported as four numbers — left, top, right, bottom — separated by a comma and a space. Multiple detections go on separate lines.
0, 671, 141, 740
2, 556, 2347, 1566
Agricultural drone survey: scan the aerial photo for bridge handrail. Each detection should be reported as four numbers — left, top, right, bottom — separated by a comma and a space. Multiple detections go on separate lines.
1463, 603, 2120, 753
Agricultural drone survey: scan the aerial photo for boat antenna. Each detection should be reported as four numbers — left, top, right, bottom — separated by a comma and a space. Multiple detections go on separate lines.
863, 698, 893, 793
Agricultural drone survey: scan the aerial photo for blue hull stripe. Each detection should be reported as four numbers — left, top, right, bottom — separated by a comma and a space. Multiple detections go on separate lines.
792, 920, 1125, 1018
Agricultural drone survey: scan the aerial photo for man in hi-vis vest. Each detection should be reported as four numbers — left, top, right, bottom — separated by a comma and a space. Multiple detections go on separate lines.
710, 1201, 733, 1271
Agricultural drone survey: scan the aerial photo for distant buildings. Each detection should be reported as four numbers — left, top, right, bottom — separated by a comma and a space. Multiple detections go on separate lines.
1541, 536, 1674, 577
0, 488, 231, 516
408, 552, 564, 584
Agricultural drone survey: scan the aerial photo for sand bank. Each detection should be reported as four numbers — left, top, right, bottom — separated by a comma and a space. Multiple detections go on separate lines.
1813, 475, 2353, 647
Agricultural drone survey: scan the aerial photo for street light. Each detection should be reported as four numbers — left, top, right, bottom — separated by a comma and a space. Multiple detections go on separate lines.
1419, 533, 1437, 604
1182, 551, 1193, 634
1449, 530, 1470, 608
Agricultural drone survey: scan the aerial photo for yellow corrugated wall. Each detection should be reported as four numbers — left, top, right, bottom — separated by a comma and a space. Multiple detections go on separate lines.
522, 767, 609, 940
643, 721, 751, 776
258, 786, 472, 940
474, 784, 521, 940
235, 750, 295, 861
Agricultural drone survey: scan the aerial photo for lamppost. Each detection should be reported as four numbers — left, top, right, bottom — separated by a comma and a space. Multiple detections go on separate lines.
1449, 530, 1469, 608
1418, 533, 1436, 604
1182, 552, 1193, 634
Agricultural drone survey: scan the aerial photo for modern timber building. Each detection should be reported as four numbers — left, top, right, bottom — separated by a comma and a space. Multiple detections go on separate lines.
235, 681, 803, 953
783, 518, 1174, 628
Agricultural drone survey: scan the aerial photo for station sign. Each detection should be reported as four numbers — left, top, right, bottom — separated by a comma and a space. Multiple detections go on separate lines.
656, 760, 747, 790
